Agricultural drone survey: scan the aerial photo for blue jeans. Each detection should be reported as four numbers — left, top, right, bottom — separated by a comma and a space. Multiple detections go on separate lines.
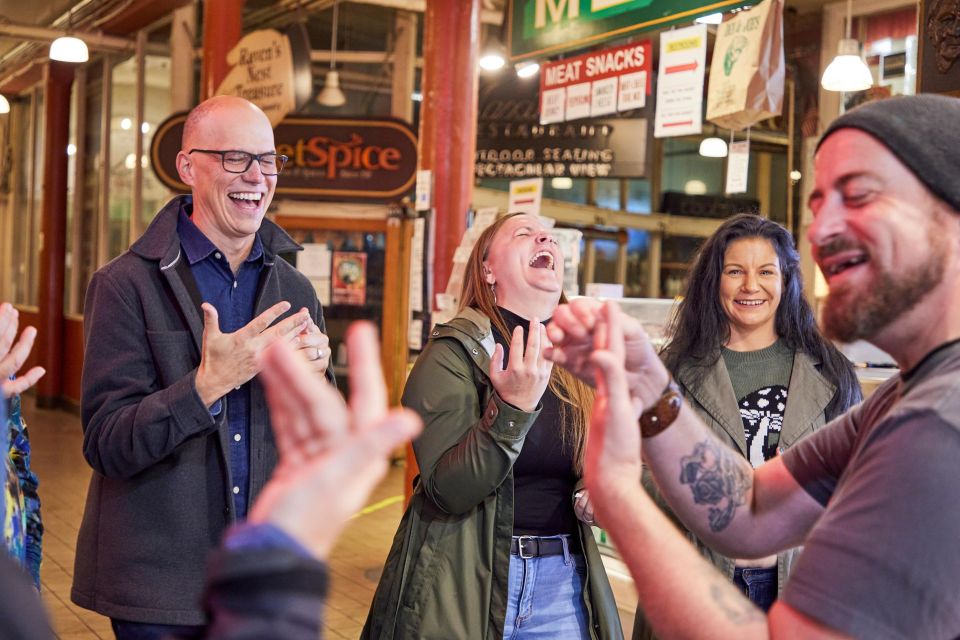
733, 566, 777, 612
111, 619, 203, 640
502, 535, 590, 640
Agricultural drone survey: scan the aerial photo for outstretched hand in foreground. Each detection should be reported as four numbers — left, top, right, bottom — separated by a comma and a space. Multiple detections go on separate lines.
250, 321, 422, 559
582, 301, 646, 523
0, 302, 45, 398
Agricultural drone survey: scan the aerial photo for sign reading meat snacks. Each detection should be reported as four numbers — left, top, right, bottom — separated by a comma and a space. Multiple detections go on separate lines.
540, 40, 652, 123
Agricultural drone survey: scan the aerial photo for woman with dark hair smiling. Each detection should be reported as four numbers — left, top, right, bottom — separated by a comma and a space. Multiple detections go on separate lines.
363, 212, 622, 640
634, 213, 861, 639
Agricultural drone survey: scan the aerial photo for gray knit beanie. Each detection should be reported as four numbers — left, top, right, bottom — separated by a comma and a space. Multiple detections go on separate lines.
817, 94, 960, 213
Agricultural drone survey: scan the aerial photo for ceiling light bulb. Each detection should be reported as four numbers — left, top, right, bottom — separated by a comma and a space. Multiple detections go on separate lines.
695, 13, 723, 25
479, 53, 505, 71
516, 62, 540, 78
699, 137, 728, 158
50, 36, 89, 63
0, 95, 9, 114
821, 39, 873, 92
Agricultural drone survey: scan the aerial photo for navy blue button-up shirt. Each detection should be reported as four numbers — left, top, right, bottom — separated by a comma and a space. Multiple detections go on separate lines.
178, 204, 264, 518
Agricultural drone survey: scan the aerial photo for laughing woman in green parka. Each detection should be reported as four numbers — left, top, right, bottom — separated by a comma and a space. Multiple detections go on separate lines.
362, 213, 623, 640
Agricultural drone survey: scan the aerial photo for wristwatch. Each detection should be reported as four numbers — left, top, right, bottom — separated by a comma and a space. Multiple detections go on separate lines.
638, 378, 683, 438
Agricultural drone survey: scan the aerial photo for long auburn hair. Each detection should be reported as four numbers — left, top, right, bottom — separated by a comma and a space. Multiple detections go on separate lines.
661, 213, 862, 418
459, 213, 594, 474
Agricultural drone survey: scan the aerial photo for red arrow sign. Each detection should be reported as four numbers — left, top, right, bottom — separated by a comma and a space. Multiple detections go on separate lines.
665, 60, 699, 74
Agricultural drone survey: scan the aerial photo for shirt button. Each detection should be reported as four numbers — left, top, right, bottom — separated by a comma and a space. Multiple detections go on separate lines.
215, 252, 222, 259
233, 434, 241, 442
233, 281, 237, 289
232, 486, 240, 495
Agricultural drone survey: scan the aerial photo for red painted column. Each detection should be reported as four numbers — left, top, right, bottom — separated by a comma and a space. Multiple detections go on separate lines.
35, 62, 74, 408
419, 0, 481, 302
407, 0, 481, 502
200, 0, 243, 100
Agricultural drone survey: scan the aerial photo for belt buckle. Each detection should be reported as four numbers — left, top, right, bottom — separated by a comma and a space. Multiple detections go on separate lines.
517, 535, 536, 559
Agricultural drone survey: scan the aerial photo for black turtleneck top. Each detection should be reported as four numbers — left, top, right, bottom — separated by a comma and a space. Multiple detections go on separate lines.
492, 306, 580, 541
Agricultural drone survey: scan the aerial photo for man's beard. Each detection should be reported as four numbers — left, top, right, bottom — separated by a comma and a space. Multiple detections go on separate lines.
822, 235, 947, 343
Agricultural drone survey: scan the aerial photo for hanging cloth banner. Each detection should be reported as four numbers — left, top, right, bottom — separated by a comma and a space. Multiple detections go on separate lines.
706, 0, 785, 131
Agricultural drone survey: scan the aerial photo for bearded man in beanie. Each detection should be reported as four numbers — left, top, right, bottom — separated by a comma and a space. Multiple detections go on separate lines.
545, 94, 960, 640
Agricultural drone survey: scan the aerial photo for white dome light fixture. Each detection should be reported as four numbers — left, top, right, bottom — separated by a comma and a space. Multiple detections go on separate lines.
516, 61, 540, 78
479, 52, 506, 71
50, 35, 89, 63
699, 137, 728, 158
317, 0, 347, 107
0, 94, 9, 114
821, 0, 872, 92
695, 12, 723, 25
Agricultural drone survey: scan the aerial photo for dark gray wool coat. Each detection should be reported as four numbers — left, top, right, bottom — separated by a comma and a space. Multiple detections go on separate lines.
71, 195, 330, 625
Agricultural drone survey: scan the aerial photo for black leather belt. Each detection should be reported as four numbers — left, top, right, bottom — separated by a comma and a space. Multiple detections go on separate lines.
510, 536, 567, 558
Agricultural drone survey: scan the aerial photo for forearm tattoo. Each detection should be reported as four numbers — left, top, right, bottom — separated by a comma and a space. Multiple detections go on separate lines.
679, 439, 749, 532
709, 581, 764, 625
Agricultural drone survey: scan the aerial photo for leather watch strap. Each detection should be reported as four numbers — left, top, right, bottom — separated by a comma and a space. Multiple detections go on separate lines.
638, 378, 683, 438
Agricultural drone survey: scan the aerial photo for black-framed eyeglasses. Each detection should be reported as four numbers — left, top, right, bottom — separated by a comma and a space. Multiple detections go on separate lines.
189, 149, 288, 176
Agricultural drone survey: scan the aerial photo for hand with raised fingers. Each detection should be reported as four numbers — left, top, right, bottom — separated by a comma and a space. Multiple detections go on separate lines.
489, 318, 553, 412
195, 301, 310, 407
584, 301, 646, 523
0, 302, 46, 399
250, 321, 422, 559
294, 317, 331, 377
546, 297, 669, 408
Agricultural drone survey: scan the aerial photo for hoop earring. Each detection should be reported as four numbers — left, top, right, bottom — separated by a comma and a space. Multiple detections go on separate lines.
490, 283, 497, 304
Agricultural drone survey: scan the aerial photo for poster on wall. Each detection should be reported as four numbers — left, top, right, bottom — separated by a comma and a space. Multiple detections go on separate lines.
654, 24, 708, 138
919, 0, 960, 95
332, 252, 367, 306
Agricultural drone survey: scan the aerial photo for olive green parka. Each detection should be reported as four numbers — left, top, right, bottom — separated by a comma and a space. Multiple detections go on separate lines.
362, 308, 624, 640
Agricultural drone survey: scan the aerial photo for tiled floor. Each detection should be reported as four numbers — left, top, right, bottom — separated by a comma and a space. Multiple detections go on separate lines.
24, 394, 637, 639
24, 394, 408, 640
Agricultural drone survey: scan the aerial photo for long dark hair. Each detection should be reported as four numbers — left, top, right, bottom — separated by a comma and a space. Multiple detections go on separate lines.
460, 213, 593, 473
662, 214, 862, 418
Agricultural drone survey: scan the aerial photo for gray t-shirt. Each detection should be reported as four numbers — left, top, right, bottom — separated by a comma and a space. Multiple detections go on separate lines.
781, 340, 960, 639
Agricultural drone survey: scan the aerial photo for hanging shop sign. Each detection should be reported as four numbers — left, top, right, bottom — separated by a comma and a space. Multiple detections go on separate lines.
508, 0, 756, 61
151, 113, 418, 202
477, 73, 649, 179
705, 0, 784, 131
539, 40, 652, 124
215, 24, 314, 126
654, 23, 708, 138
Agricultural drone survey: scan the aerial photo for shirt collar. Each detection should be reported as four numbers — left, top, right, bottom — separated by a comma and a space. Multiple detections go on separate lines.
177, 200, 265, 266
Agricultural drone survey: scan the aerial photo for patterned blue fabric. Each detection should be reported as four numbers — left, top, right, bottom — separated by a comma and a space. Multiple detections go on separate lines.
3, 391, 42, 589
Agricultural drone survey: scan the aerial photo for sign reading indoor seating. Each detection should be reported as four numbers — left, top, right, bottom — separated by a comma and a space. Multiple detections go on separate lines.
150, 112, 418, 202
508, 0, 756, 61
477, 73, 648, 179
539, 40, 651, 123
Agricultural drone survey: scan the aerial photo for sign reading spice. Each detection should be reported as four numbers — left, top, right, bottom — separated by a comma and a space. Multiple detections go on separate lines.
151, 113, 418, 202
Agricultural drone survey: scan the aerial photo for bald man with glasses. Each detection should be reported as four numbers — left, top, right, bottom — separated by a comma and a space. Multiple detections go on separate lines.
72, 96, 333, 639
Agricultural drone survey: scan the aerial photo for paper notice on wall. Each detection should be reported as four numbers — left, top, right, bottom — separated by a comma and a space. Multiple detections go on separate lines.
565, 83, 593, 121
590, 77, 618, 117
725, 140, 750, 194
298, 243, 331, 278
407, 317, 423, 351
654, 24, 707, 138
508, 178, 544, 216
409, 217, 425, 313
415, 169, 432, 211
541, 87, 565, 124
